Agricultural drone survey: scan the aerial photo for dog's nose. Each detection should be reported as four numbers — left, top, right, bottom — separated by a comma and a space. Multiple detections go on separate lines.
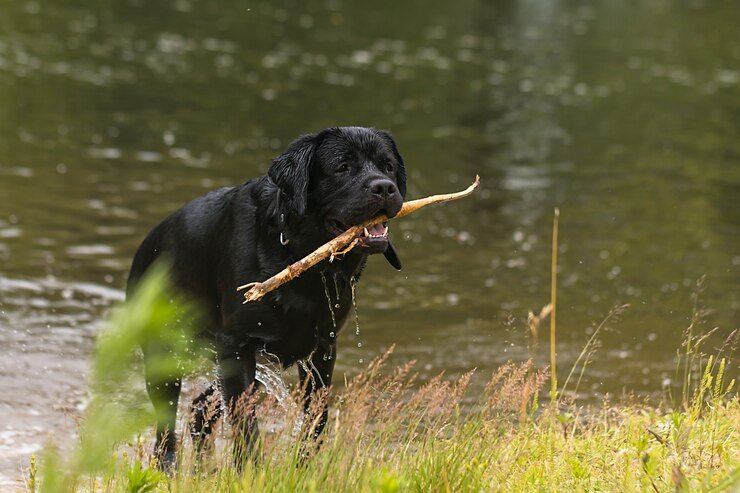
368, 178, 398, 198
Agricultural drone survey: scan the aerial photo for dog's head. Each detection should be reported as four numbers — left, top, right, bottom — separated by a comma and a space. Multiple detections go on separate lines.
268, 127, 406, 269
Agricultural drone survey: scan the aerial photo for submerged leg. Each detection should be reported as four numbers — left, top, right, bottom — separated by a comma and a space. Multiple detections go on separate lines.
189, 382, 223, 455
297, 341, 336, 443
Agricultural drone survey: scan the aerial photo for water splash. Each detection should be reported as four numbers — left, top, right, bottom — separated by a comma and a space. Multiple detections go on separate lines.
255, 352, 304, 435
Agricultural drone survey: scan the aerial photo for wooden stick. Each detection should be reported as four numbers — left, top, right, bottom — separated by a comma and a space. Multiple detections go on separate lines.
237, 175, 480, 303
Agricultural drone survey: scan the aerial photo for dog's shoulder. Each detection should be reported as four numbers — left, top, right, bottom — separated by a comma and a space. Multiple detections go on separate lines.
175, 176, 271, 236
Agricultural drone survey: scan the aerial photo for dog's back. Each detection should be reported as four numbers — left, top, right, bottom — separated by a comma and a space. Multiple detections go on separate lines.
125, 186, 238, 302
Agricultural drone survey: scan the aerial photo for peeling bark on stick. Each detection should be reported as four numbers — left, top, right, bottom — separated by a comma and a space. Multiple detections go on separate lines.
237, 175, 480, 303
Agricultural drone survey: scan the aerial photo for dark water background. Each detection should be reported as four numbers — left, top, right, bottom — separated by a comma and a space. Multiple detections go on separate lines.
1, 0, 739, 480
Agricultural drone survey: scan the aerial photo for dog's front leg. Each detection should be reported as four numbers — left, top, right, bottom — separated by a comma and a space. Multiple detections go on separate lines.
297, 340, 336, 443
218, 344, 260, 467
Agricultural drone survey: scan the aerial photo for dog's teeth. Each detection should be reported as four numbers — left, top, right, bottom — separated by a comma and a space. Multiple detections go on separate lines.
364, 227, 369, 237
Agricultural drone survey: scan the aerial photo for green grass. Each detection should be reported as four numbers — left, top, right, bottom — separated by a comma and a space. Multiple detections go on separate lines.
27, 265, 739, 493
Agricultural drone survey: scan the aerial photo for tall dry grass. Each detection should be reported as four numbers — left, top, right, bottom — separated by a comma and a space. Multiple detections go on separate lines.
24, 249, 739, 492
28, 339, 738, 492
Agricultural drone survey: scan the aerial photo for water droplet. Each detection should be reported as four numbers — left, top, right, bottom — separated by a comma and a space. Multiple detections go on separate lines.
329, 331, 335, 338
357, 342, 362, 348
351, 280, 361, 336
321, 272, 337, 328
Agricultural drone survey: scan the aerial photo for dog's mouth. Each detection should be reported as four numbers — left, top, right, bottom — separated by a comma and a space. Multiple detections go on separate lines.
325, 218, 389, 254
358, 222, 389, 252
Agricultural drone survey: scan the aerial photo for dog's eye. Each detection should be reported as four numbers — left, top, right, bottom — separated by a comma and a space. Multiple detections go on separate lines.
384, 160, 394, 173
335, 163, 349, 174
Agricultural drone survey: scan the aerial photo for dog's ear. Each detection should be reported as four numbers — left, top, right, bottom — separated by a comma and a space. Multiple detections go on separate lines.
377, 130, 406, 199
384, 240, 402, 270
377, 130, 405, 270
268, 133, 321, 216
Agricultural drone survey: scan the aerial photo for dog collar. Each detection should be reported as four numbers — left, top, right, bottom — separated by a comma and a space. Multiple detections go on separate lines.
273, 181, 289, 246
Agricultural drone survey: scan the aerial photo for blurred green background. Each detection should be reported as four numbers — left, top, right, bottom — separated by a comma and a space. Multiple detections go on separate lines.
0, 1, 738, 460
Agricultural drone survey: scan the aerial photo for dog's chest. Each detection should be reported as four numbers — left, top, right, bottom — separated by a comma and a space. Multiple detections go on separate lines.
258, 269, 355, 361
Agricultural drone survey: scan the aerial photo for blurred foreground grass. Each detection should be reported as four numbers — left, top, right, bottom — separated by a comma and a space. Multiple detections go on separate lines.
27, 265, 739, 492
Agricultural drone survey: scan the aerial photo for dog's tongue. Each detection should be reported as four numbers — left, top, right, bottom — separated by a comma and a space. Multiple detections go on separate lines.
368, 223, 386, 235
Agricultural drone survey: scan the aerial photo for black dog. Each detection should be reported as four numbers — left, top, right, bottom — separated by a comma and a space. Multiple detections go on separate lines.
126, 127, 406, 469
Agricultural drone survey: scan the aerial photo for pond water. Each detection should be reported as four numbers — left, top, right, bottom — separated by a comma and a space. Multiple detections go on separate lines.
1, 0, 738, 481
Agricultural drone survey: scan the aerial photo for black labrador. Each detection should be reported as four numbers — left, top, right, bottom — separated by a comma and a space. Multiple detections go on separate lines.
126, 126, 406, 469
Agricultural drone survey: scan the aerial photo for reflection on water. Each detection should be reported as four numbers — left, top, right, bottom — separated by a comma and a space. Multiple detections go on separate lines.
0, 0, 739, 480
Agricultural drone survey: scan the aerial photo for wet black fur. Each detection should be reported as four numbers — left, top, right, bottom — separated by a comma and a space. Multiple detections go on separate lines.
125, 127, 406, 469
